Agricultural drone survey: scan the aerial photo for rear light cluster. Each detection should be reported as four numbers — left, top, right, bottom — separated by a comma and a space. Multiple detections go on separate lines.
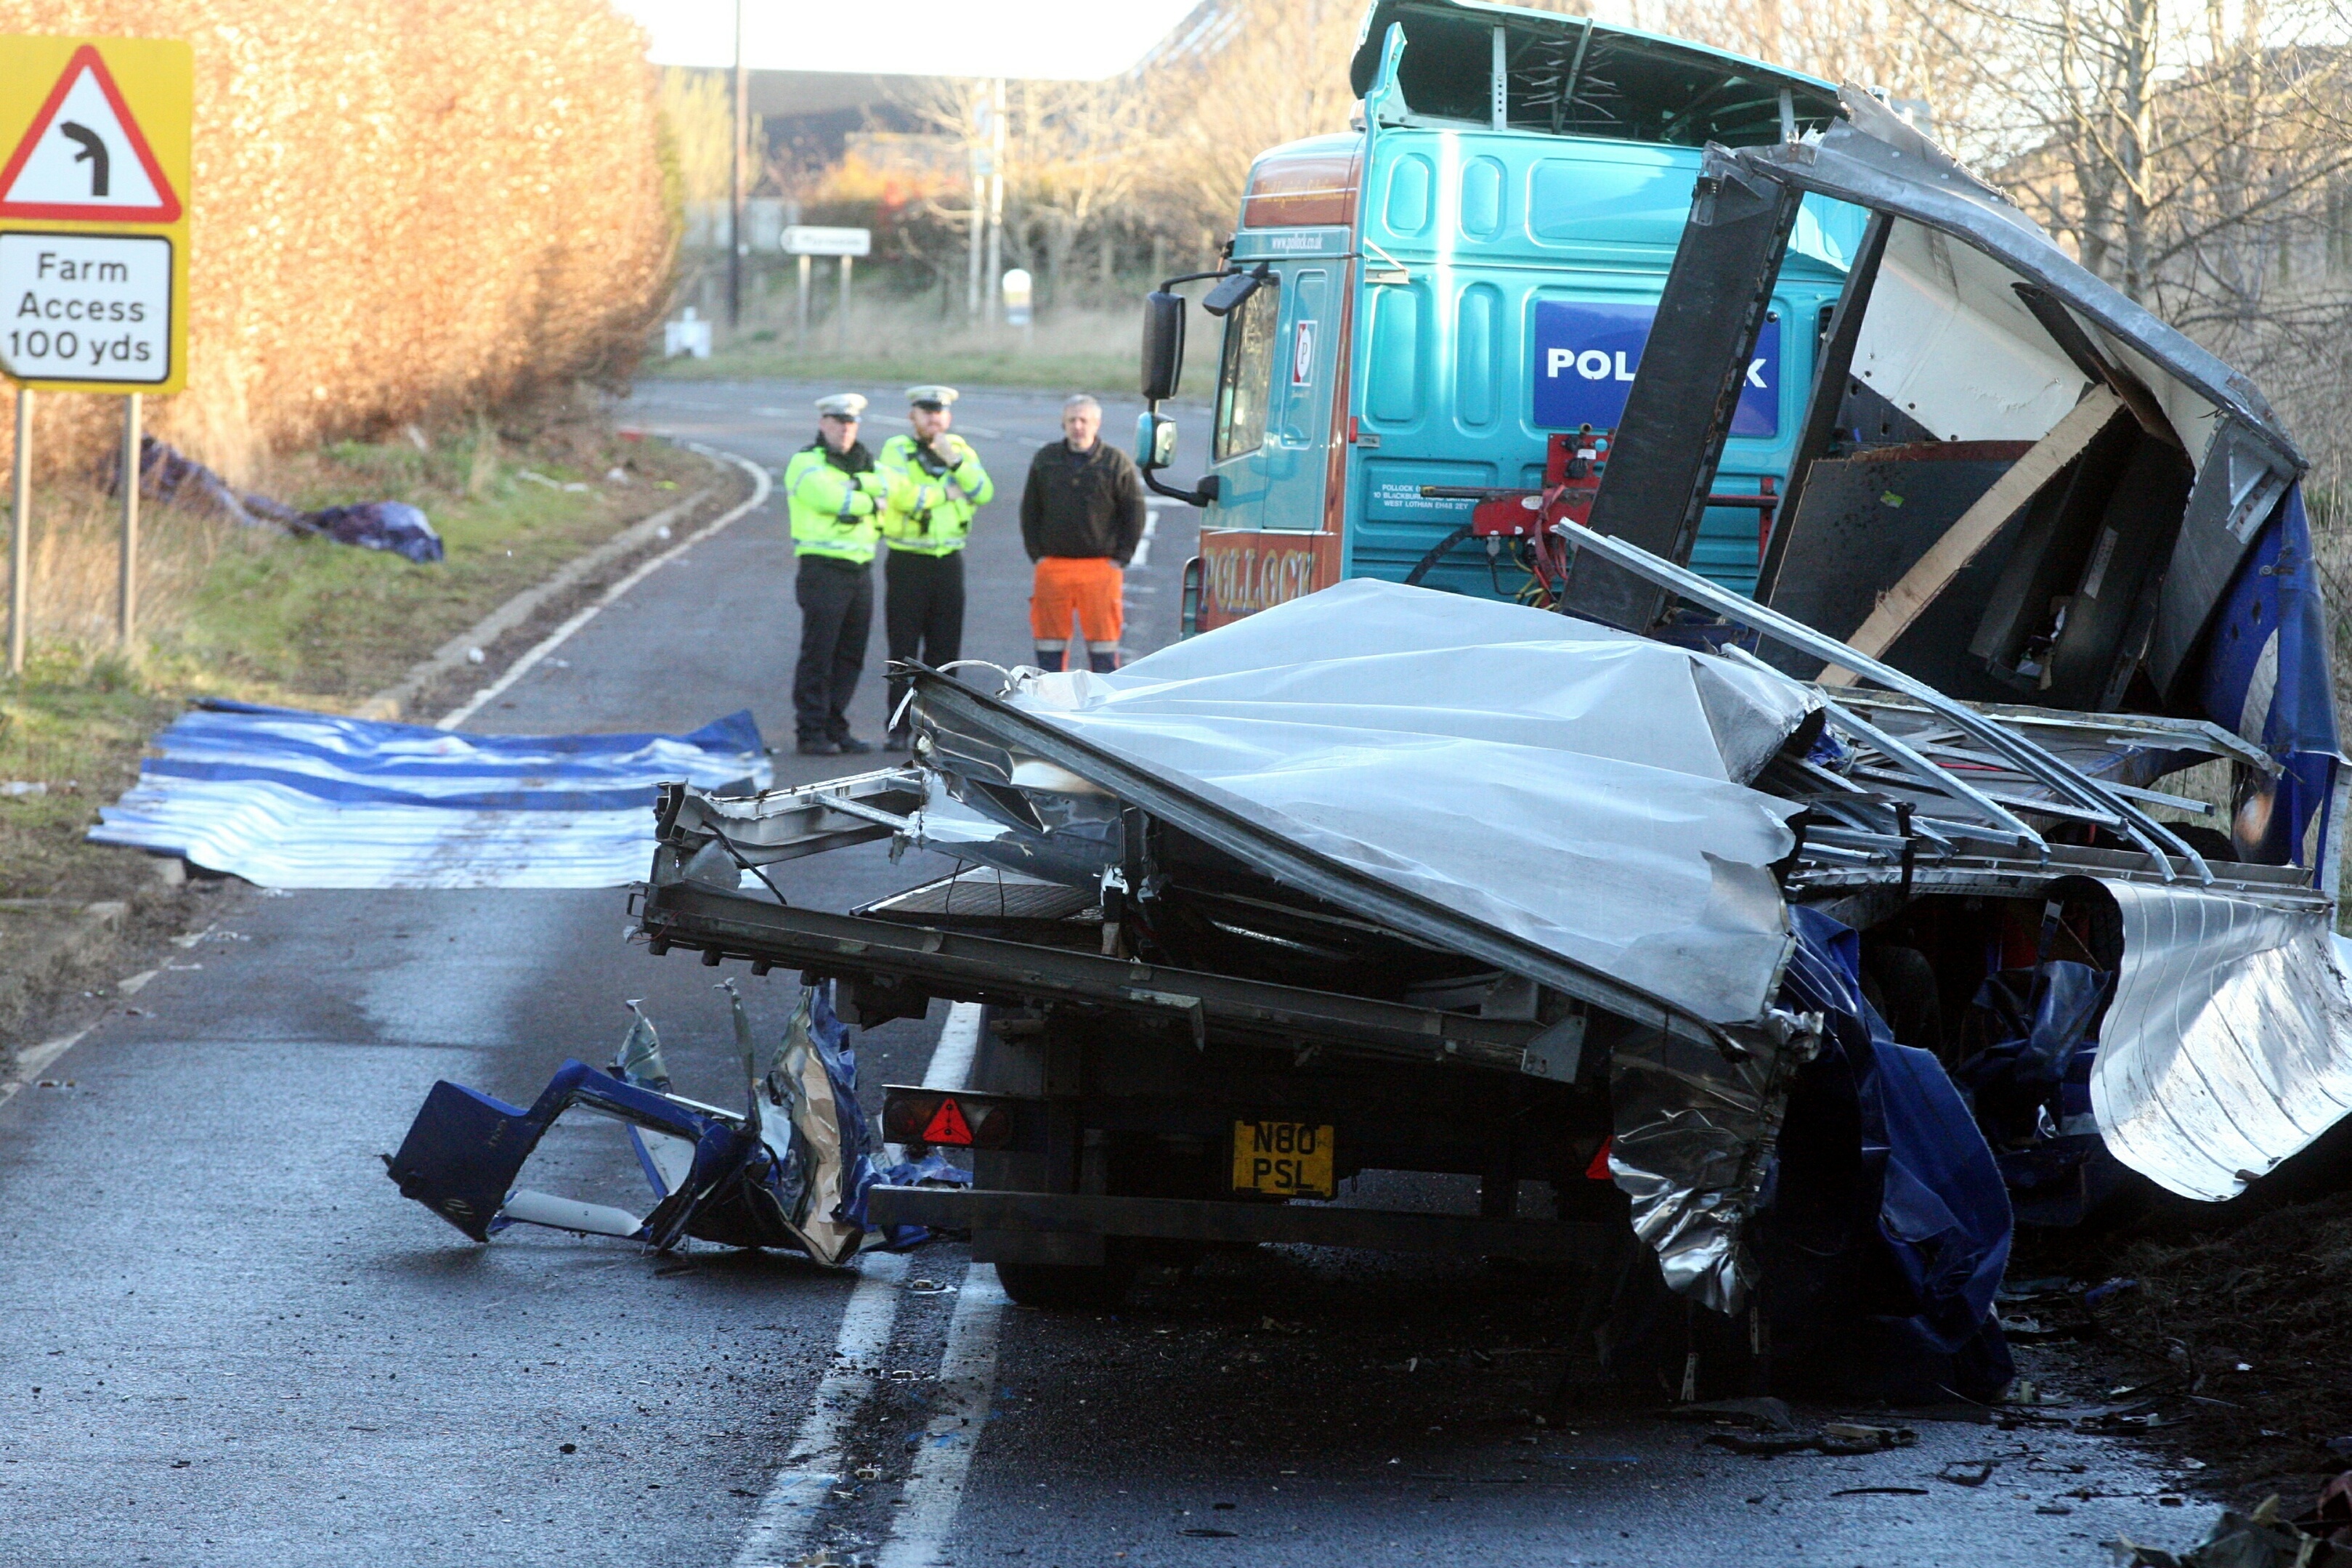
882, 1091, 1013, 1149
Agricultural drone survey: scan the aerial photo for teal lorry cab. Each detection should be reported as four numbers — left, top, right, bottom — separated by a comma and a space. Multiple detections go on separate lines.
1143, 0, 1874, 628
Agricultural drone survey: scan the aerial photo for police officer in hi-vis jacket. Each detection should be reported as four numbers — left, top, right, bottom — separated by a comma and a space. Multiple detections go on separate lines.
875, 385, 993, 751
783, 393, 907, 756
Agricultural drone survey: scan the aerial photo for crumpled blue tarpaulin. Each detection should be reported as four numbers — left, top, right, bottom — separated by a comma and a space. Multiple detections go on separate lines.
384, 983, 968, 1266
2197, 483, 2340, 866
122, 435, 445, 563
1761, 907, 2016, 1402
1958, 959, 2130, 1228
88, 700, 771, 888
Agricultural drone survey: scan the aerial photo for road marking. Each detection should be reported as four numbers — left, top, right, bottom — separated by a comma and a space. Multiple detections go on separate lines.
875, 1264, 1005, 1568
734, 1001, 983, 1566
0, 1025, 95, 1110
924, 1002, 985, 1092
437, 445, 771, 730
731, 1248, 910, 1568
865, 1001, 1002, 1568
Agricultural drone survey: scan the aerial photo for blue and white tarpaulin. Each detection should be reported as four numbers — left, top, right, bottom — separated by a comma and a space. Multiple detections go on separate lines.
89, 699, 771, 889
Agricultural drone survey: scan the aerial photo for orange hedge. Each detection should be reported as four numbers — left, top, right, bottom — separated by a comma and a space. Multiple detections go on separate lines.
0, 0, 671, 482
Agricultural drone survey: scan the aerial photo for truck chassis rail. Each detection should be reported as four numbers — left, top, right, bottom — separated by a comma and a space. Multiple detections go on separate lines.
635, 881, 1552, 1074
865, 1186, 1606, 1260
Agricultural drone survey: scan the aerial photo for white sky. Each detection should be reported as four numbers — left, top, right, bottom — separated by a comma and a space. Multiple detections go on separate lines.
609, 0, 1209, 81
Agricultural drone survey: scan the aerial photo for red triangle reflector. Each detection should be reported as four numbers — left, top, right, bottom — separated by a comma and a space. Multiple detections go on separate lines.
1584, 1137, 1614, 1181
921, 1097, 974, 1145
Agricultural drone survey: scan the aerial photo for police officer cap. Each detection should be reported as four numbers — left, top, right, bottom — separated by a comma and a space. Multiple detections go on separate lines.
905, 385, 960, 410
814, 393, 868, 420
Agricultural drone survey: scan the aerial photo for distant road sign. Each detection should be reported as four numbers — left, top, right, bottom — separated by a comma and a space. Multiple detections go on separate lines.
0, 37, 191, 394
783, 225, 872, 258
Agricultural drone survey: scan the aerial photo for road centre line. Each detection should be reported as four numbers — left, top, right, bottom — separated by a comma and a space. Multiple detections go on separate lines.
867, 1002, 1002, 1568
874, 1264, 1006, 1568
923, 1003, 985, 1092
734, 1002, 985, 1566
731, 1250, 910, 1568
437, 444, 771, 731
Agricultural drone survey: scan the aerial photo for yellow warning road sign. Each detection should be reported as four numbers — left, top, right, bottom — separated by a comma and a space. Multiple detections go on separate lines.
0, 37, 191, 394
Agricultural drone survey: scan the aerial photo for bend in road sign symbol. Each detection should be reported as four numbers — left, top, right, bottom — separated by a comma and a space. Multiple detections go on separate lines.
0, 44, 182, 222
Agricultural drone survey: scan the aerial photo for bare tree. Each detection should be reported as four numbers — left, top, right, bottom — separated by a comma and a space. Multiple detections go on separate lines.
1132, 0, 1367, 248
658, 68, 736, 207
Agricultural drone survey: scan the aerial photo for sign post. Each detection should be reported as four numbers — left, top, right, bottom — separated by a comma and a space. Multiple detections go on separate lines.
783, 227, 870, 357
9, 389, 27, 675
0, 36, 192, 668
120, 392, 139, 641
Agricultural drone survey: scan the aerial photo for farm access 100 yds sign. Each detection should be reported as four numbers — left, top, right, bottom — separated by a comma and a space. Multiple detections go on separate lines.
0, 36, 192, 394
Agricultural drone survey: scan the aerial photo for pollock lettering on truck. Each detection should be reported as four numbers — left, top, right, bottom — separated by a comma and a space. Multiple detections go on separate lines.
1533, 301, 1780, 437
0, 231, 169, 382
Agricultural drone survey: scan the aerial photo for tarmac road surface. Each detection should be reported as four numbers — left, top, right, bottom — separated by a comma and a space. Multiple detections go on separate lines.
0, 382, 2209, 1566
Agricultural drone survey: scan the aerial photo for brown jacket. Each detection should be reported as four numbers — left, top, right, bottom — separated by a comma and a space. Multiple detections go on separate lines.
1019, 439, 1148, 564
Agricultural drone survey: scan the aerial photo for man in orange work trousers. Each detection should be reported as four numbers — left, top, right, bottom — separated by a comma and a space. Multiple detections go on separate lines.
1020, 394, 1147, 673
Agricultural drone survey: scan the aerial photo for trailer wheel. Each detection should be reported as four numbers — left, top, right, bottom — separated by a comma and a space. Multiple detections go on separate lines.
994, 1256, 1138, 1312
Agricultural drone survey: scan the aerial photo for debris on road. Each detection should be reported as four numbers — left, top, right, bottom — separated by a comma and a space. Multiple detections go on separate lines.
2120, 1482, 2352, 1567
1668, 1397, 1801, 1432
87, 700, 771, 888
384, 981, 966, 1266
1701, 1421, 1918, 1459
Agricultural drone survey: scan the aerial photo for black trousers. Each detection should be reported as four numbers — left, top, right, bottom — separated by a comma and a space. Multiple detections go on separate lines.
793, 556, 872, 743
884, 548, 965, 731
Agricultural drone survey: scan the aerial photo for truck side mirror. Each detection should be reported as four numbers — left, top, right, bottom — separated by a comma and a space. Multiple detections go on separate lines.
1141, 291, 1186, 401
1201, 266, 1268, 318
1135, 412, 1180, 471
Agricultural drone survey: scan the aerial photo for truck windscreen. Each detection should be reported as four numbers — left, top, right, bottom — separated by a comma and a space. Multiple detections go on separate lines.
1213, 282, 1281, 462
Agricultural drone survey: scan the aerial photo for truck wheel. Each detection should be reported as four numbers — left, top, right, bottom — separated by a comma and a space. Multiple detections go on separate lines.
994, 1257, 1138, 1312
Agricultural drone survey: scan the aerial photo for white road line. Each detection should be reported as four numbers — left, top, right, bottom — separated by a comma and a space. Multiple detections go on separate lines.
733, 1002, 985, 1566
923, 1003, 986, 1092
874, 1265, 1006, 1568
0, 1025, 95, 1111
437, 446, 772, 730
731, 1249, 910, 1568
868, 1002, 1001, 1568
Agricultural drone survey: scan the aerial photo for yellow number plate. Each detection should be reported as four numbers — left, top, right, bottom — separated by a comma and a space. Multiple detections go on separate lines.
1231, 1120, 1336, 1198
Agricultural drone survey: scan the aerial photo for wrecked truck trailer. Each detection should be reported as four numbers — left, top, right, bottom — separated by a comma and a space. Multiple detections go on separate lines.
620, 86, 2352, 1398
620, 578, 2237, 1397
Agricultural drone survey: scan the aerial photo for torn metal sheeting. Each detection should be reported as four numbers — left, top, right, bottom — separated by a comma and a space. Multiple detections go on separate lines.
918, 580, 1815, 1034
2093, 884, 2352, 1201
1724, 91, 2300, 710
1609, 1011, 1814, 1312
1743, 87, 2298, 467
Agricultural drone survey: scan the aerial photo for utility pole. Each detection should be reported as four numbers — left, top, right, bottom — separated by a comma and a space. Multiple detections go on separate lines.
985, 78, 1006, 328
728, 0, 747, 330
965, 93, 987, 318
